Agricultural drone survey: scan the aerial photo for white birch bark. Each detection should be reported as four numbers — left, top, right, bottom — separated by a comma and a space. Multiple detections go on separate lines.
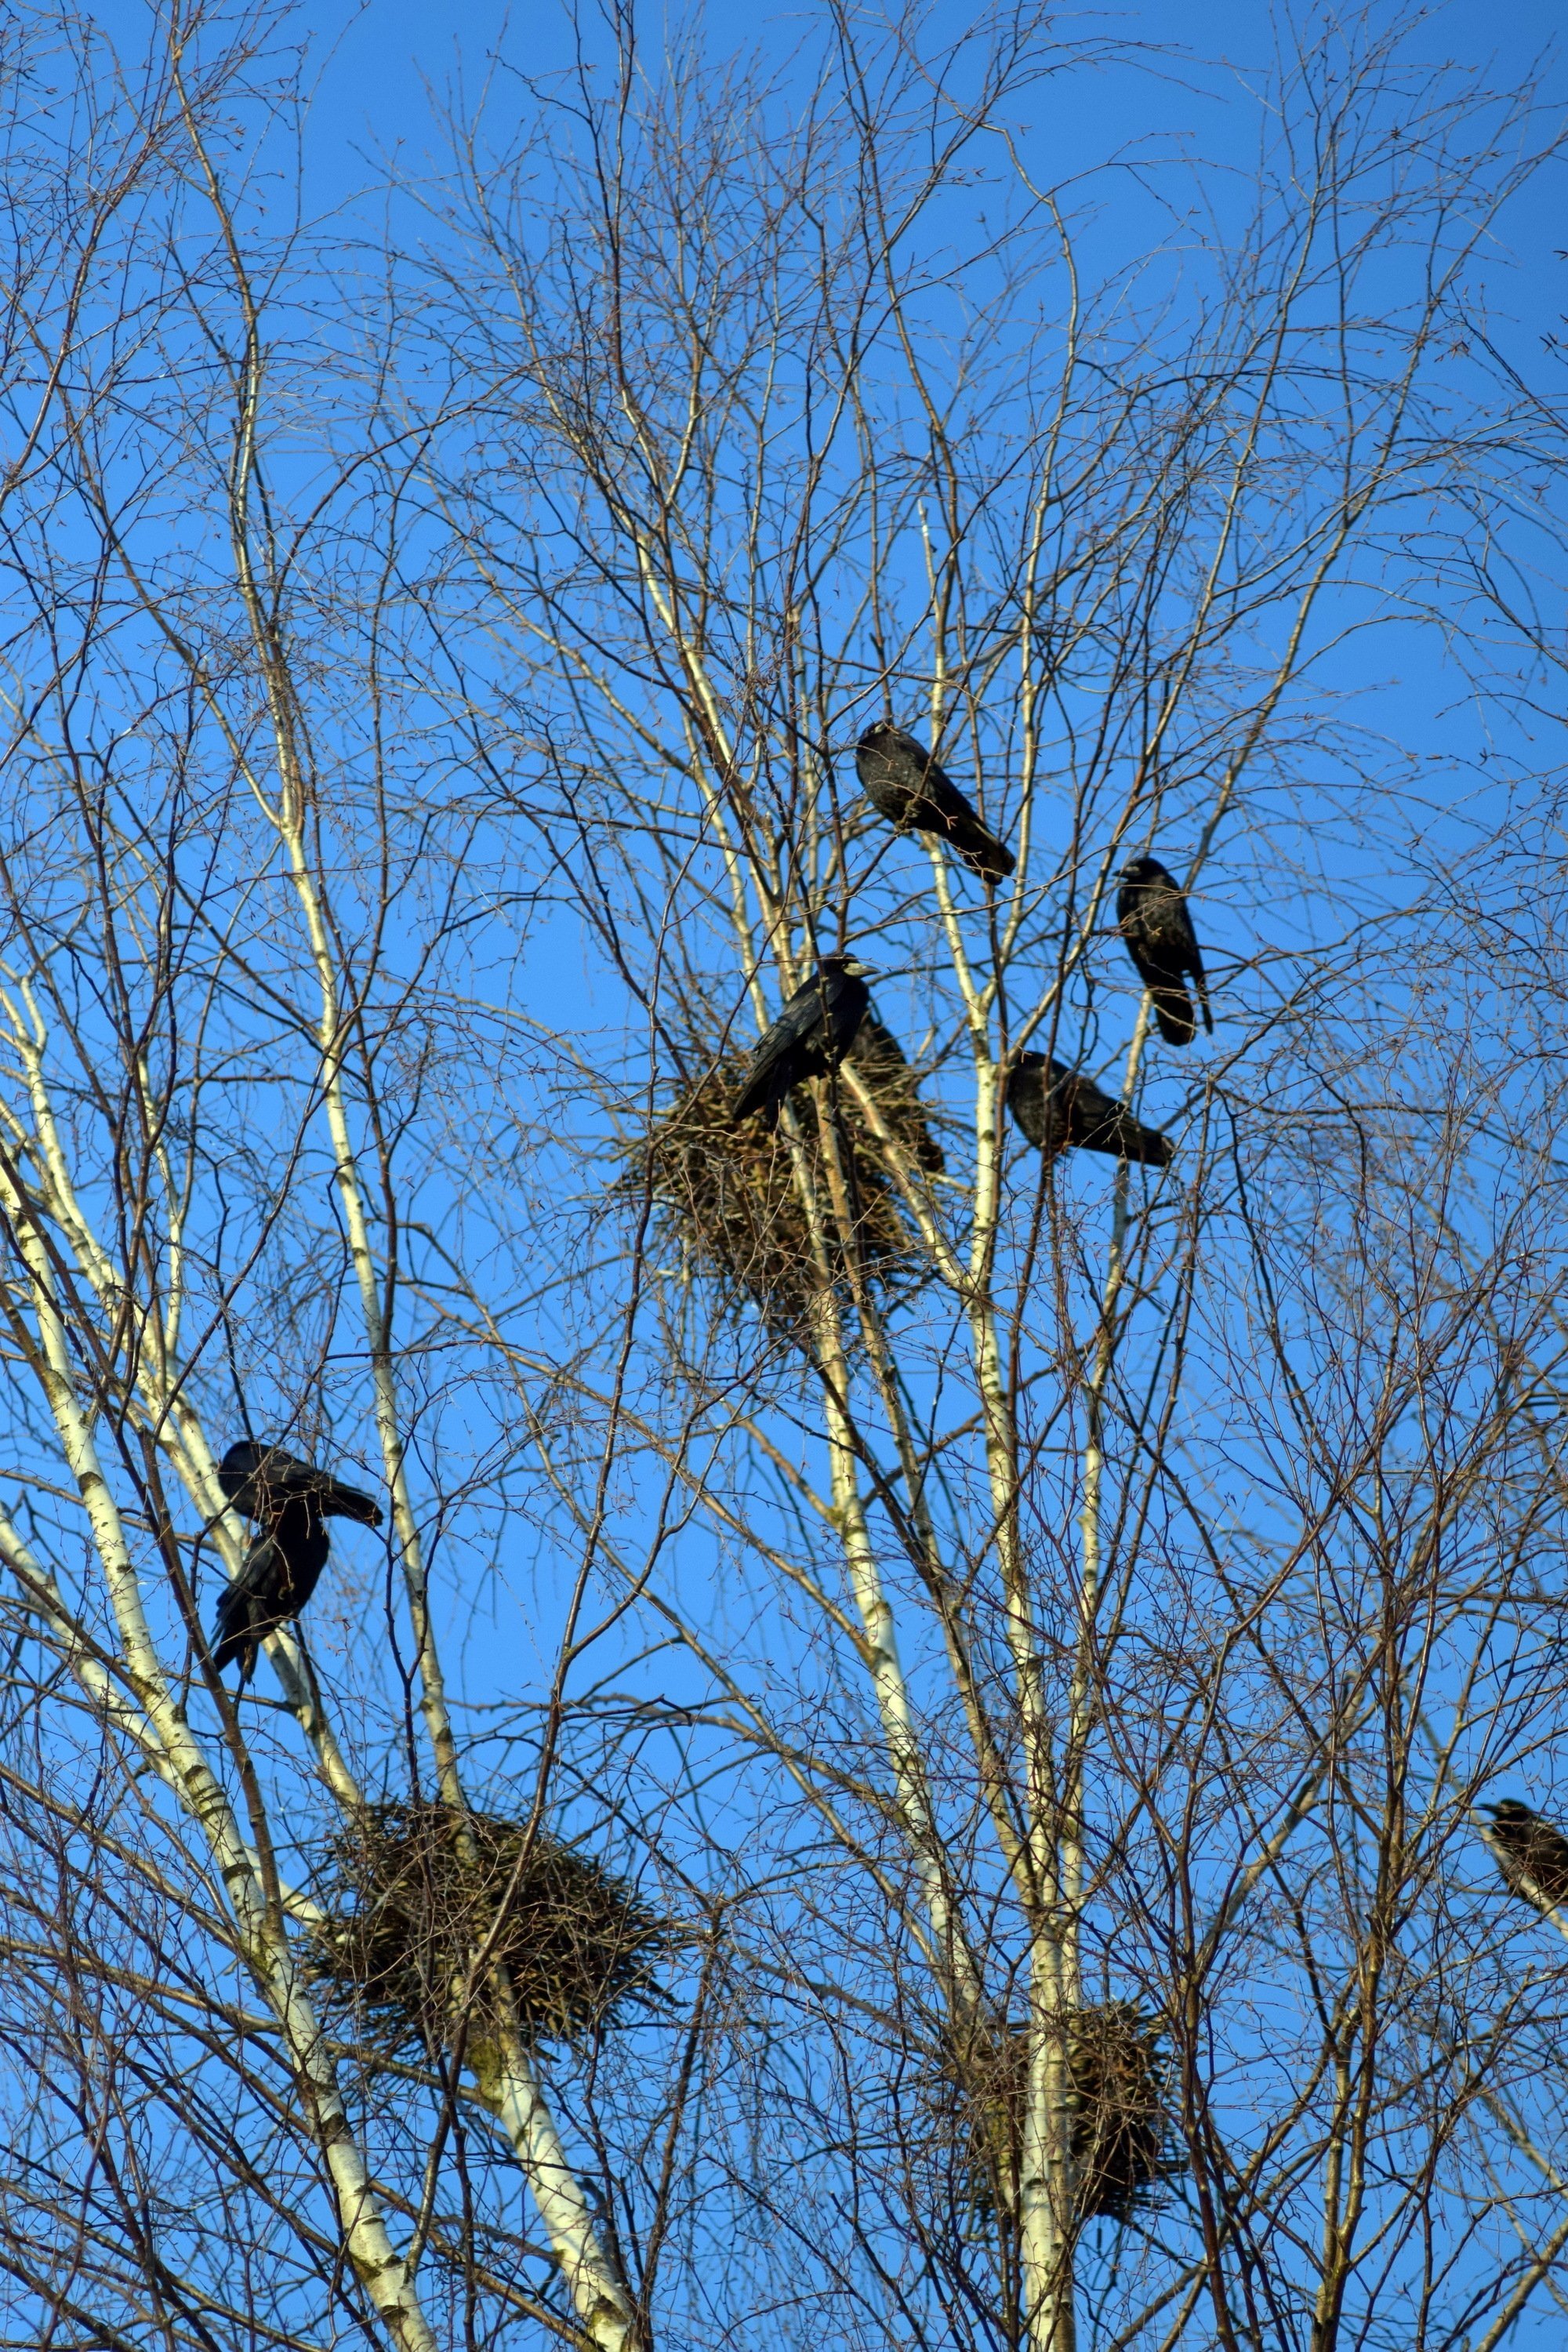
959, 1041, 1077, 2350
0, 979, 364, 1803
270, 804, 644, 2351
0, 1150, 441, 2352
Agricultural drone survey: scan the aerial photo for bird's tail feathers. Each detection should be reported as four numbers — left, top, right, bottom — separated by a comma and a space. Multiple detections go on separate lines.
1151, 985, 1196, 1047
208, 1609, 255, 1682
1088, 1105, 1173, 1167
953, 822, 1016, 881
325, 1482, 383, 1527
1125, 1123, 1174, 1169
729, 1086, 779, 1132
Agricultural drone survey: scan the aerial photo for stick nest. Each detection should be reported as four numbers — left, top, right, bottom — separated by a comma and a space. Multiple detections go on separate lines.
307, 1802, 666, 2065
631, 1018, 942, 1331
945, 2004, 1172, 2227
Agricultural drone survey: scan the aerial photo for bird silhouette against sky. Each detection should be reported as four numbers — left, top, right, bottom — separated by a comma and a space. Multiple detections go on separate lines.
1116, 855, 1212, 1046
1483, 1798, 1568, 1911
211, 1442, 383, 1682
855, 722, 1014, 882
1007, 1053, 1171, 1168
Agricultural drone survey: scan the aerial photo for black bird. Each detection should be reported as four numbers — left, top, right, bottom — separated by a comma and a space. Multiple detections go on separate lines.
855, 722, 1015, 882
210, 1443, 383, 1682
1116, 856, 1211, 1047
1006, 1052, 1171, 1168
218, 1440, 383, 1529
211, 1498, 332, 1683
731, 955, 873, 1131
1483, 1799, 1568, 1910
847, 1014, 945, 1172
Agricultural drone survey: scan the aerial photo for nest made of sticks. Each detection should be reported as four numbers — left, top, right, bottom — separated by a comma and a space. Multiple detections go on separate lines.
307, 1802, 666, 2066
632, 1016, 943, 1331
943, 2004, 1173, 2227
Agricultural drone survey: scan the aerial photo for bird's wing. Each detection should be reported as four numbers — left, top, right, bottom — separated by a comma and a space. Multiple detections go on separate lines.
1183, 914, 1212, 1024
1119, 924, 1164, 990
1167, 895, 1207, 980
734, 978, 833, 1107
231, 1447, 379, 1523
212, 1535, 283, 1670
913, 761, 1005, 848
223, 1531, 282, 1613
944, 810, 1015, 880
822, 972, 871, 1054
910, 756, 972, 825
751, 985, 819, 1064
249, 1447, 310, 1486
1120, 890, 1177, 976
1064, 1075, 1171, 1164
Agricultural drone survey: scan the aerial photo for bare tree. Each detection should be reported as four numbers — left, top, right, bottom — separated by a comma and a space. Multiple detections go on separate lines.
2, 4, 1568, 2350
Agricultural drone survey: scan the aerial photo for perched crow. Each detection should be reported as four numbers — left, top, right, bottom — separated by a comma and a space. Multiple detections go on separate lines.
855, 722, 1015, 882
210, 1499, 332, 1683
731, 955, 873, 1131
210, 1443, 383, 1682
847, 1013, 945, 1172
1006, 1052, 1171, 1168
1116, 855, 1212, 1047
1483, 1799, 1568, 1910
218, 1440, 383, 1529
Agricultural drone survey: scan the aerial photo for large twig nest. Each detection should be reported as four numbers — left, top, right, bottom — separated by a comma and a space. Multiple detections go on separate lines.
631, 1018, 942, 1331
943, 2005, 1173, 2227
307, 1802, 666, 2065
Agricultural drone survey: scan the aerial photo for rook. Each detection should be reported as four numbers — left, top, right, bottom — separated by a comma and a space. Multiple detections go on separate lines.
219, 1440, 383, 1528
1483, 1798, 1568, 1911
1007, 1052, 1171, 1168
731, 955, 873, 1131
210, 1440, 383, 1684
856, 723, 1014, 882
1116, 856, 1211, 1047
211, 1500, 332, 1684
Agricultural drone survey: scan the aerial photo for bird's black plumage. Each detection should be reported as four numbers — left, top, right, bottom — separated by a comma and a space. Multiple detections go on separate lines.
1006, 1053, 1171, 1168
731, 956, 873, 1131
210, 1499, 332, 1683
210, 1442, 382, 1682
855, 723, 1015, 881
1483, 1799, 1568, 1910
1116, 856, 1211, 1047
218, 1440, 383, 1528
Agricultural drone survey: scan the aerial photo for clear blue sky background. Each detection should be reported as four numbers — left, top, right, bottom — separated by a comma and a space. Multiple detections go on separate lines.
230, 0, 1563, 335
291, 0, 1563, 274
287, 0, 1566, 786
